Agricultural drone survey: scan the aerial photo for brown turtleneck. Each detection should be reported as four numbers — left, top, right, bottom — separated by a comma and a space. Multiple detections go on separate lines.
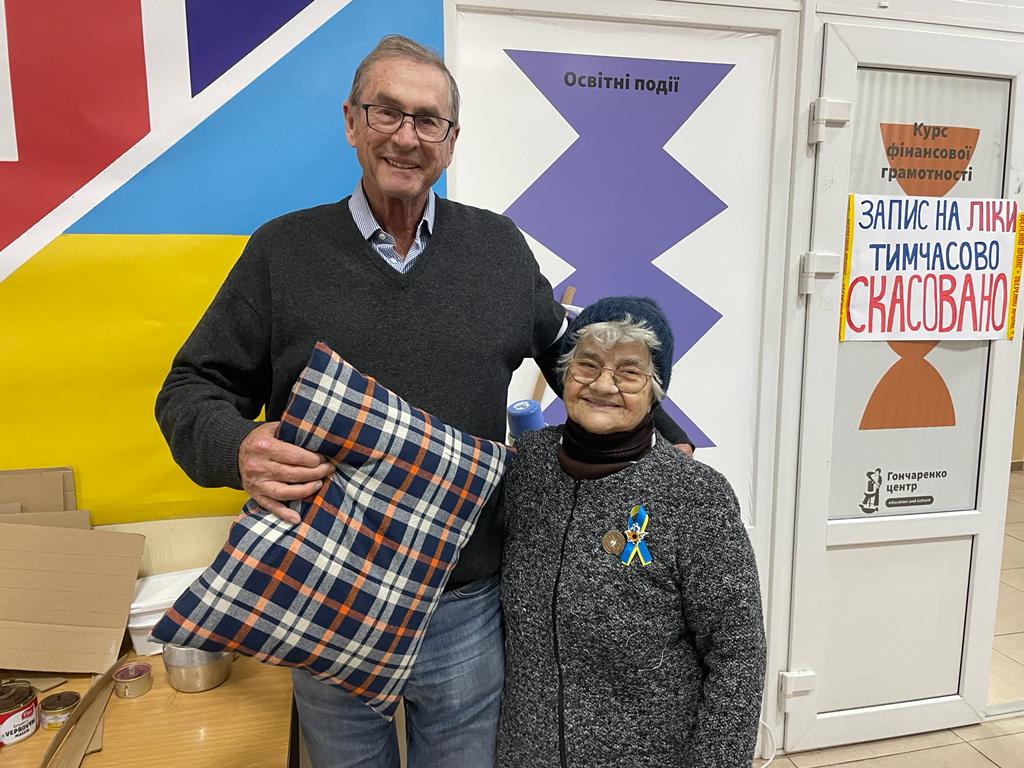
556, 411, 655, 480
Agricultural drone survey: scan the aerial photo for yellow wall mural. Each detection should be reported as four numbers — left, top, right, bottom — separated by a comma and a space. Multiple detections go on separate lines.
0, 236, 249, 523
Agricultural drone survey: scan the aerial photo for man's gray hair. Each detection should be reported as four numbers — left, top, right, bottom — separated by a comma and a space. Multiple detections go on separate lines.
348, 34, 461, 124
556, 316, 665, 401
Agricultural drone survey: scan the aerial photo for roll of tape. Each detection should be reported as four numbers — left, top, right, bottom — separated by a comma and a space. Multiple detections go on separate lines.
112, 663, 152, 699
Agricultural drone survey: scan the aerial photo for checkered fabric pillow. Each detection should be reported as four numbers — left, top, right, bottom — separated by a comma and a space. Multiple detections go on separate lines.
151, 341, 509, 719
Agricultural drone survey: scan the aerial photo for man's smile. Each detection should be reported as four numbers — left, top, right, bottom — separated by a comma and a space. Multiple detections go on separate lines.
384, 156, 418, 170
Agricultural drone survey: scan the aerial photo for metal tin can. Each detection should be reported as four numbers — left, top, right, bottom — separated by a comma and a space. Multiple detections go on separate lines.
0, 681, 38, 747
113, 662, 153, 699
40, 691, 80, 731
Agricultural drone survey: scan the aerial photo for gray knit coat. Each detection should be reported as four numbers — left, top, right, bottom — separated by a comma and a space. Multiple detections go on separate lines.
498, 427, 766, 768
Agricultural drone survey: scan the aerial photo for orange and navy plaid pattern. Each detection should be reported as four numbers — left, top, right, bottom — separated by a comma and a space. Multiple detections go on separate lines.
150, 341, 508, 720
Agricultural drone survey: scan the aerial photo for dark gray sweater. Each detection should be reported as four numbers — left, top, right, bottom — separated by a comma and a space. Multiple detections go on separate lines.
499, 427, 766, 768
155, 197, 564, 586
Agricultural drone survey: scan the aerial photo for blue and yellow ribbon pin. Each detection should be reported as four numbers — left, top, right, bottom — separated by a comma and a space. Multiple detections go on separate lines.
620, 504, 652, 567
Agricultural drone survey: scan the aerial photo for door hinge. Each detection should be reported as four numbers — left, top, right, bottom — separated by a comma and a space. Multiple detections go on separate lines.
809, 97, 851, 144
779, 669, 816, 712
799, 251, 843, 295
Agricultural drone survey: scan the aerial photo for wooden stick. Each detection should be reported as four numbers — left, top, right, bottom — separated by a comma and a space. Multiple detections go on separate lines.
39, 656, 123, 768
531, 285, 576, 403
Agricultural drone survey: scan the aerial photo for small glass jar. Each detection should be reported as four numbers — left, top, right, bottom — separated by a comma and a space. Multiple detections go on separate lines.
40, 691, 81, 731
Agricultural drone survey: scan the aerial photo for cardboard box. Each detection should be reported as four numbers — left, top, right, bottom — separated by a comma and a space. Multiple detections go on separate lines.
0, 467, 76, 512
1, 510, 91, 529
0, 522, 144, 673
1, 506, 110, 757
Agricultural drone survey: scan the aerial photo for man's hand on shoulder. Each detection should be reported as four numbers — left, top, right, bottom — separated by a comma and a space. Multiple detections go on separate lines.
674, 443, 694, 457
239, 422, 333, 524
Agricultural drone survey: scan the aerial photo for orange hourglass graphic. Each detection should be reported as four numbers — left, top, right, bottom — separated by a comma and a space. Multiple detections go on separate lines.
879, 123, 979, 197
859, 341, 955, 430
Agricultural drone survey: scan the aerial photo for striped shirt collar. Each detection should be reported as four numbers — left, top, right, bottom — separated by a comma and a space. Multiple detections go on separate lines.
349, 181, 435, 242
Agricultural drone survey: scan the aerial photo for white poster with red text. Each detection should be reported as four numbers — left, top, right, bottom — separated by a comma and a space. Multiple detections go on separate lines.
840, 194, 1024, 342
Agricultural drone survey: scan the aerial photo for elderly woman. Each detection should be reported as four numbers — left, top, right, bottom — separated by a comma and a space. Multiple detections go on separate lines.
498, 296, 766, 768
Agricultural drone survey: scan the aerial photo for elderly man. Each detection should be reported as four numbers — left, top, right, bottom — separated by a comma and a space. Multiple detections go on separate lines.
156, 35, 691, 768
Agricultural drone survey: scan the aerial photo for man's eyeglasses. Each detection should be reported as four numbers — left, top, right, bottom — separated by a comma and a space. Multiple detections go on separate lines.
567, 360, 652, 394
361, 104, 454, 143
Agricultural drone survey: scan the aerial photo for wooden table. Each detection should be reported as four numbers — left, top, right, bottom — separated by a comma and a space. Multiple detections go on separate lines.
3, 655, 293, 768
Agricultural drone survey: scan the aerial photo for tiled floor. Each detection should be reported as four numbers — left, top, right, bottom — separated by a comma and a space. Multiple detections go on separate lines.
752, 715, 1024, 767
992, 470, 1024, 707
750, 472, 1024, 767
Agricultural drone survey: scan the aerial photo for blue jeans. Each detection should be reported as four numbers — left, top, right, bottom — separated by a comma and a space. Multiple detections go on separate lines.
292, 576, 504, 768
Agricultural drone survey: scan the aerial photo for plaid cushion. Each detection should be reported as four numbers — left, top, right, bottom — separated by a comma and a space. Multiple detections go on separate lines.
151, 341, 509, 719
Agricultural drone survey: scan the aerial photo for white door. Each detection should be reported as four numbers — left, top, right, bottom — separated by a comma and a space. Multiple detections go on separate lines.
787, 22, 1024, 751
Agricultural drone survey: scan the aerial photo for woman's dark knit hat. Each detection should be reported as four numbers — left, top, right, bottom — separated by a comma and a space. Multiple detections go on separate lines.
567, 296, 674, 390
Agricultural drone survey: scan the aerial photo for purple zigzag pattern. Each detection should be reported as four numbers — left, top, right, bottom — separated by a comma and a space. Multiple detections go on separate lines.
503, 50, 733, 446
